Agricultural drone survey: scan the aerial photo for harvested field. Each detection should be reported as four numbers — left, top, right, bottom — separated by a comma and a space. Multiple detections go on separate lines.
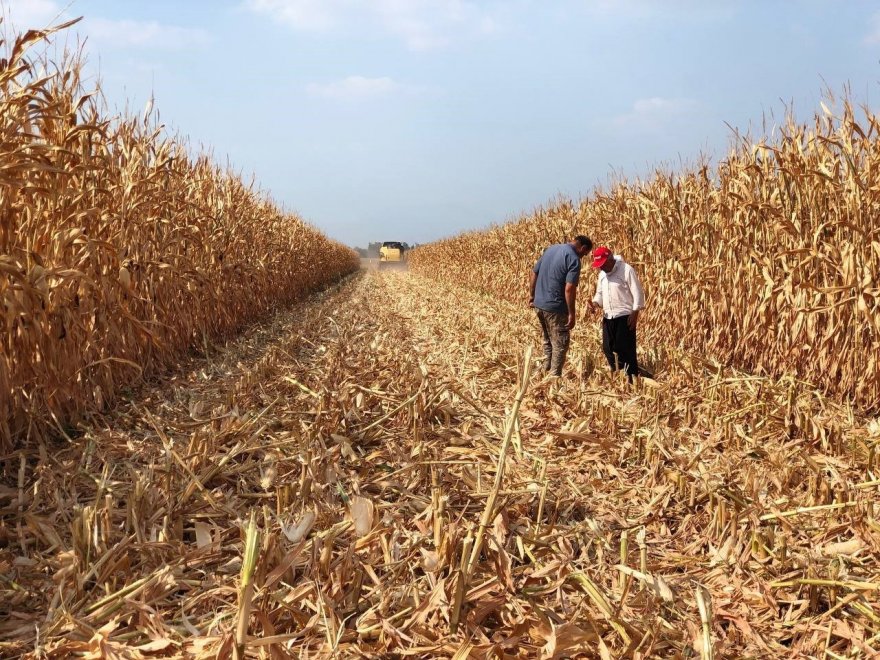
2, 269, 878, 658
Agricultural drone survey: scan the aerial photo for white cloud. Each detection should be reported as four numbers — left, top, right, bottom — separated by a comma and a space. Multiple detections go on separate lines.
864, 12, 880, 45
583, 0, 733, 21
306, 76, 401, 99
611, 97, 701, 132
2, 0, 67, 31
1, 4, 209, 51
244, 0, 500, 50
85, 18, 210, 50
244, 0, 338, 30
582, 0, 657, 18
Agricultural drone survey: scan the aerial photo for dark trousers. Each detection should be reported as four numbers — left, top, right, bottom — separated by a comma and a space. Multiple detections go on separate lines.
536, 309, 570, 376
602, 315, 638, 378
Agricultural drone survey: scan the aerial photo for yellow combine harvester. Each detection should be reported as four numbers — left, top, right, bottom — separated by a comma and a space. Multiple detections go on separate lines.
378, 241, 407, 270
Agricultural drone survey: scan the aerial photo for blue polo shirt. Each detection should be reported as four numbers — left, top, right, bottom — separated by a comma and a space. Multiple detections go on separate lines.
532, 243, 581, 315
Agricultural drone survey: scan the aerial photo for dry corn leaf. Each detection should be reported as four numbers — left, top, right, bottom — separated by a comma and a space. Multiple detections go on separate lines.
282, 511, 316, 543
822, 537, 864, 556
194, 522, 212, 549
615, 564, 675, 602
349, 496, 375, 538
539, 622, 598, 660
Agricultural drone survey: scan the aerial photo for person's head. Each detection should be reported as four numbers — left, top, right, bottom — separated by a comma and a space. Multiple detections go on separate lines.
591, 246, 615, 272
571, 235, 593, 258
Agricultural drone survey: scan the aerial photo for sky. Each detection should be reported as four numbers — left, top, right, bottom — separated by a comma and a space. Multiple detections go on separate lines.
4, 1, 880, 248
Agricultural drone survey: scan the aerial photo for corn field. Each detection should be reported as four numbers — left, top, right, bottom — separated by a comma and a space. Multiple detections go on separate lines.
2, 18, 880, 660
410, 97, 880, 411
0, 24, 358, 448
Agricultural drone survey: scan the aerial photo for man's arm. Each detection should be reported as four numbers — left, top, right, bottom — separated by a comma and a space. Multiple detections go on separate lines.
563, 255, 581, 329
627, 266, 645, 330
627, 309, 640, 331
528, 270, 538, 307
591, 278, 603, 312
565, 282, 577, 329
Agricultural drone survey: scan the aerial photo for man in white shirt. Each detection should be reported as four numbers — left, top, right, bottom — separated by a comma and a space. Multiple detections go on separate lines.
590, 246, 645, 380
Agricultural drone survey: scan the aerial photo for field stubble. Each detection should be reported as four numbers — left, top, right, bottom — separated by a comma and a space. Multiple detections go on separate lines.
1, 270, 878, 658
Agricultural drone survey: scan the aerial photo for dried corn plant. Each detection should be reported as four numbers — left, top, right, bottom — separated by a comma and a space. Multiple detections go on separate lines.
2, 270, 877, 658
410, 95, 880, 411
0, 22, 359, 447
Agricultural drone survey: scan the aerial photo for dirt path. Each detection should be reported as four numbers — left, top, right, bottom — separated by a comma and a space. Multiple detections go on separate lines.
1, 270, 877, 658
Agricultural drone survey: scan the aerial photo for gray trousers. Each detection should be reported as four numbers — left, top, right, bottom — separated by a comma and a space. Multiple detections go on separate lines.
536, 309, 570, 376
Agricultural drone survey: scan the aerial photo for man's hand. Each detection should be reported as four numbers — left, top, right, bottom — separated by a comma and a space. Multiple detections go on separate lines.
528, 270, 538, 309
564, 282, 578, 330
627, 310, 639, 331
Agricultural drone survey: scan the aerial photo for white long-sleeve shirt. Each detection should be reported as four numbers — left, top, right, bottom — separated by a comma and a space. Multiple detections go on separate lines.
592, 256, 645, 319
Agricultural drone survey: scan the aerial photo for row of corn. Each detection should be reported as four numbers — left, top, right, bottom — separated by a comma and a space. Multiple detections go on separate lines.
410, 96, 880, 410
0, 23, 359, 447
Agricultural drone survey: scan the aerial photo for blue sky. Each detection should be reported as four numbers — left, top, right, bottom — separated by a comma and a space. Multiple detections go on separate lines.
5, 1, 880, 247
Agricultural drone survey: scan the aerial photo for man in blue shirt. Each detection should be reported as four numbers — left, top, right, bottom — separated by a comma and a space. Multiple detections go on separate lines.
528, 235, 593, 376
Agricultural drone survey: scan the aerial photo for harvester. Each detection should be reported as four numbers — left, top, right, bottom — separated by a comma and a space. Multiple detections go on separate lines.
378, 241, 407, 270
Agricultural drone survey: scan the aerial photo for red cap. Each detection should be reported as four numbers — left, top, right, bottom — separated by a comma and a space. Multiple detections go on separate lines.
591, 246, 612, 268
